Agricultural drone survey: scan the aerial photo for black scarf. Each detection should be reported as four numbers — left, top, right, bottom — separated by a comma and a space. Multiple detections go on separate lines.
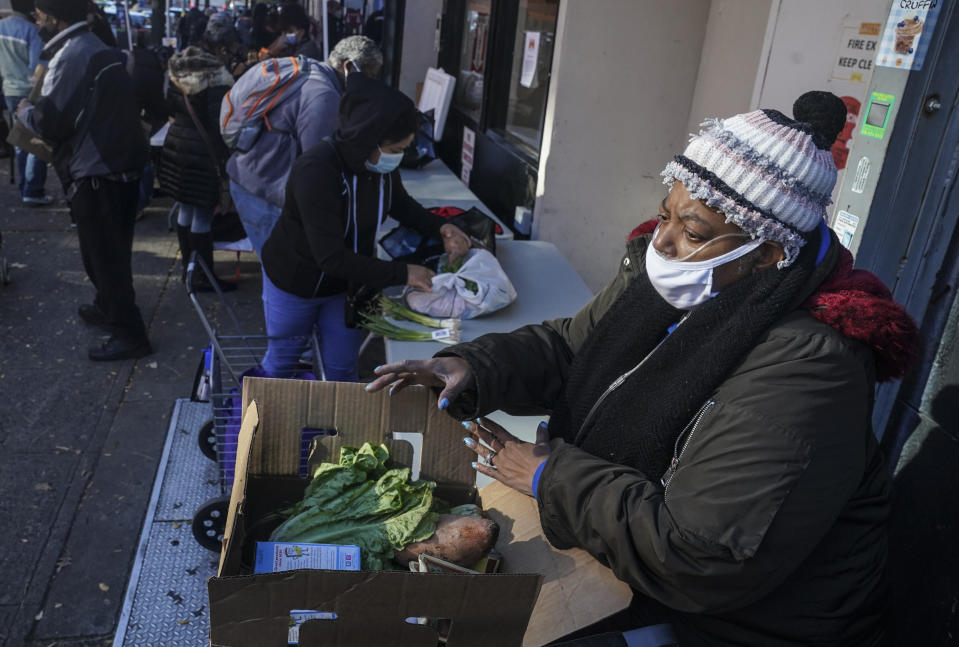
547, 230, 838, 479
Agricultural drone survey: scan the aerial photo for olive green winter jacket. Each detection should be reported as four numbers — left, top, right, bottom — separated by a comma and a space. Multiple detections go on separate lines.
439, 234, 889, 647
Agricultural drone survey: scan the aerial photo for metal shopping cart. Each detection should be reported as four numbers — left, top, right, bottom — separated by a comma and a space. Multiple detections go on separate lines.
185, 253, 323, 551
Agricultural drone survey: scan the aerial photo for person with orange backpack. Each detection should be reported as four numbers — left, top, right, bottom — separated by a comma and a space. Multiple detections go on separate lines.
223, 35, 382, 257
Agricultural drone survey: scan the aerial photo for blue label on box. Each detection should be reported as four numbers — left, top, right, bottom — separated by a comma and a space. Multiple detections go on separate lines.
254, 542, 361, 574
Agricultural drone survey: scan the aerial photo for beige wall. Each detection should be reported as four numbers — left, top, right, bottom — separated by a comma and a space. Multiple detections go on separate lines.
533, 0, 889, 291
533, 0, 711, 292
686, 0, 774, 131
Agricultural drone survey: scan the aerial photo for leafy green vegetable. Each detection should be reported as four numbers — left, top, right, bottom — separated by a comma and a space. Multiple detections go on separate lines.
439, 256, 465, 274
438, 255, 478, 294
269, 443, 439, 570
459, 277, 479, 294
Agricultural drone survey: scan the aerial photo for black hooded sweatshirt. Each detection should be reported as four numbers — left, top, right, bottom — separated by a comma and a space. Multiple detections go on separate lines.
260, 74, 445, 299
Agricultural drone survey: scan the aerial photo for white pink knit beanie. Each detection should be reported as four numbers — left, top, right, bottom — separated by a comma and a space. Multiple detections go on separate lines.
662, 91, 847, 267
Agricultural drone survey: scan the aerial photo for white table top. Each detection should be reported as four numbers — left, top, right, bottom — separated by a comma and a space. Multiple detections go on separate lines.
399, 158, 477, 201
383, 240, 593, 475
384, 239, 591, 363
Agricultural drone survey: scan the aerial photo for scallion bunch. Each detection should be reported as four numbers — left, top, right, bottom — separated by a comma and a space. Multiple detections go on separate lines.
359, 312, 460, 344
377, 294, 461, 331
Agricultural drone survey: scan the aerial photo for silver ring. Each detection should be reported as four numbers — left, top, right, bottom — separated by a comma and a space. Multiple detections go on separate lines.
486, 450, 497, 467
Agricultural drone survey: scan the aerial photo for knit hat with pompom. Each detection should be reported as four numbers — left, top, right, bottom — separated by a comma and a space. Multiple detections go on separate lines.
661, 91, 847, 267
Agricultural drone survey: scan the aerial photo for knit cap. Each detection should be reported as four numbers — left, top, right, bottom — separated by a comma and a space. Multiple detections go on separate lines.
204, 10, 237, 45
662, 91, 846, 267
35, 0, 87, 24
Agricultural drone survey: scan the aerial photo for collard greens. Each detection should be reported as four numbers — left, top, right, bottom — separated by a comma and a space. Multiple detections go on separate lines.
269, 443, 438, 570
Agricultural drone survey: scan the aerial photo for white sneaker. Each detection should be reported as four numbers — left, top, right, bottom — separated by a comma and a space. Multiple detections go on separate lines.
23, 194, 55, 206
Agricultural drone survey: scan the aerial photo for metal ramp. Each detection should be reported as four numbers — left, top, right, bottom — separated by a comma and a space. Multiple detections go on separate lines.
113, 400, 221, 646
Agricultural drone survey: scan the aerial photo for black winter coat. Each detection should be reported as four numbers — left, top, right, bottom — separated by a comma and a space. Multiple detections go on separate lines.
159, 86, 229, 208
261, 73, 445, 298
440, 234, 890, 647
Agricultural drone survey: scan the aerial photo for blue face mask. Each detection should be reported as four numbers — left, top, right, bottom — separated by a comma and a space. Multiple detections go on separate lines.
365, 147, 404, 174
285, 32, 298, 44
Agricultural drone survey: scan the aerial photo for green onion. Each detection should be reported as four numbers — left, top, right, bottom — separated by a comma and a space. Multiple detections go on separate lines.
377, 294, 461, 330
359, 312, 460, 344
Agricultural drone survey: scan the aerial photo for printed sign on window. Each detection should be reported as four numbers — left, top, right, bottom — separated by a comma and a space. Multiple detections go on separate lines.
520, 32, 540, 89
831, 21, 881, 83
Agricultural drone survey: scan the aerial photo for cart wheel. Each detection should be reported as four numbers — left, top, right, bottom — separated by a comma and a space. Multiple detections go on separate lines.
192, 495, 231, 552
197, 419, 217, 461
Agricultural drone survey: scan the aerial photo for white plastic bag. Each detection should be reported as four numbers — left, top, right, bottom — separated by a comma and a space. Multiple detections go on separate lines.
406, 249, 517, 319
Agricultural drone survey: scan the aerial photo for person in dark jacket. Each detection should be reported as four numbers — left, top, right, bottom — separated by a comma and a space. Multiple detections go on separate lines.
263, 2, 322, 61
368, 92, 920, 646
128, 31, 166, 215
176, 6, 207, 49
130, 33, 167, 133
226, 35, 382, 256
259, 72, 467, 382
235, 9, 252, 47
201, 10, 248, 79
250, 3, 274, 51
21, 0, 151, 361
159, 46, 235, 292
85, 0, 116, 47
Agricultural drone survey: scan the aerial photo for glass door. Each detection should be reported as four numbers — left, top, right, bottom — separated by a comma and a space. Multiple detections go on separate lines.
493, 0, 559, 152
454, 0, 493, 124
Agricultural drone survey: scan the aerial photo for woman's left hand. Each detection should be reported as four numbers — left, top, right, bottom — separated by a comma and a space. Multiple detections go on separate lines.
440, 223, 472, 263
462, 417, 551, 497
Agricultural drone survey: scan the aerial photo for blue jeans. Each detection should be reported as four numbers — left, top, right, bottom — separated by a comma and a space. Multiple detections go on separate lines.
6, 95, 48, 199
261, 272, 366, 382
137, 163, 155, 213
230, 179, 282, 257
176, 202, 214, 233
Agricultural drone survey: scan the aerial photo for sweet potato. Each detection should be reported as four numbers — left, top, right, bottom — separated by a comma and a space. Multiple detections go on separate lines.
395, 513, 499, 567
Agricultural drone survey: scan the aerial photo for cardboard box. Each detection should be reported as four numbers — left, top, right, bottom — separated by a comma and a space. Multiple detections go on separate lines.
208, 378, 543, 647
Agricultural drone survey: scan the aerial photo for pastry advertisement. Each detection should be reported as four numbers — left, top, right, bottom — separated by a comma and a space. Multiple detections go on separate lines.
875, 0, 943, 71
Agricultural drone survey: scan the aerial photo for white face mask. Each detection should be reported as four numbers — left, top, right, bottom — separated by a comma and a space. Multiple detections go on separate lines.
365, 146, 405, 174
645, 225, 764, 309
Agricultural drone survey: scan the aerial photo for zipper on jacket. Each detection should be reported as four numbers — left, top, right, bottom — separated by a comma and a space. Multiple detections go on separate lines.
661, 400, 715, 492
573, 314, 690, 445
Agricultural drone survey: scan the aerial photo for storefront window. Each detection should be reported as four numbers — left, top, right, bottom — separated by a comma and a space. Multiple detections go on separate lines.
497, 0, 558, 151
454, 0, 492, 124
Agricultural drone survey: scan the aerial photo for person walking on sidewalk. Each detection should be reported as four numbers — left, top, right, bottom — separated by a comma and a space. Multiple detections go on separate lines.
19, 0, 152, 361
159, 45, 237, 292
0, 0, 53, 206
226, 35, 382, 256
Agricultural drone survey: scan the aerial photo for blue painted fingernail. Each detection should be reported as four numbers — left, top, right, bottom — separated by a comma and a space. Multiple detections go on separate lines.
374, 365, 383, 372
471, 461, 478, 469
388, 386, 395, 397
463, 437, 473, 447
364, 383, 373, 391
538, 421, 548, 429
439, 398, 449, 410
461, 420, 472, 430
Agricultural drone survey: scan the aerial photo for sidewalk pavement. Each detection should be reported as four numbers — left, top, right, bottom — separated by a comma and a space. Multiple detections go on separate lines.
0, 169, 285, 647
